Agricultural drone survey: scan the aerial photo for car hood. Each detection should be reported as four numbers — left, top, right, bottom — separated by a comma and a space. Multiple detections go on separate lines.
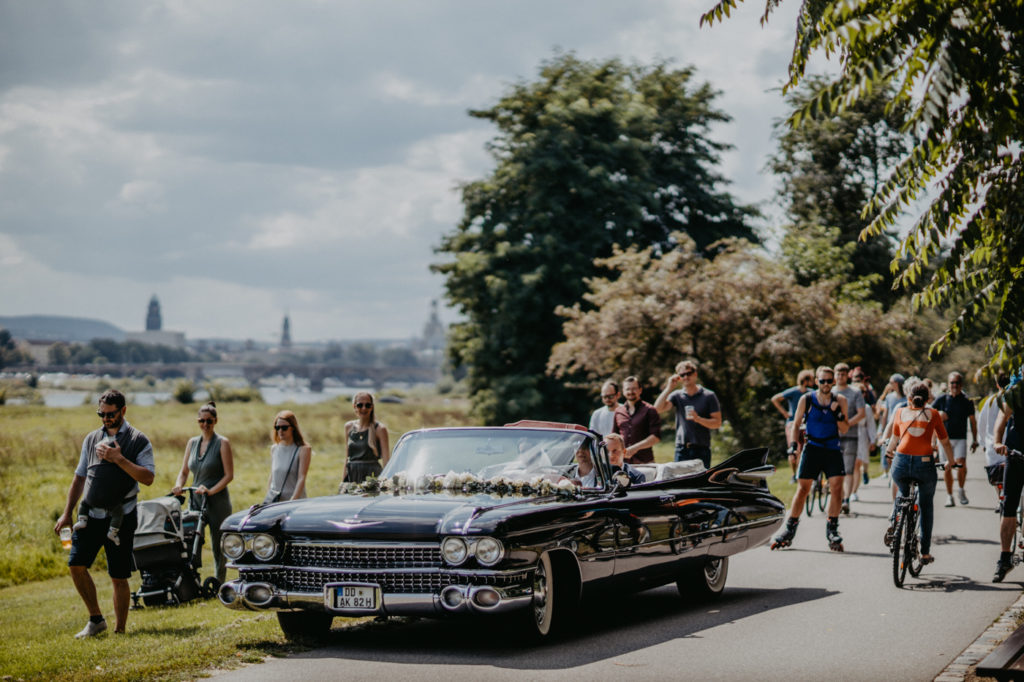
226, 491, 568, 540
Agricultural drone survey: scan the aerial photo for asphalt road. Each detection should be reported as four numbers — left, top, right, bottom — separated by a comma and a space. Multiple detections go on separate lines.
214, 464, 1021, 682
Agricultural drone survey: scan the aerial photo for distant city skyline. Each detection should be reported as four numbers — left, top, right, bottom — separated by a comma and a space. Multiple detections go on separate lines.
1, 1, 805, 341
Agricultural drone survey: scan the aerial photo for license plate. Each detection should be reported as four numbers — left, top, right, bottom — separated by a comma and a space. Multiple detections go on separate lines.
328, 584, 378, 610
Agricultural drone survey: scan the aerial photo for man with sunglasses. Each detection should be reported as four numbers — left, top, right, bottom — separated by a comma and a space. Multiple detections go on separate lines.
932, 371, 978, 507
588, 380, 621, 436
654, 360, 722, 468
54, 390, 155, 639
772, 366, 850, 552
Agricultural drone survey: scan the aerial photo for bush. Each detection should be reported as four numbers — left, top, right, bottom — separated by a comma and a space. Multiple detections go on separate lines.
173, 380, 196, 404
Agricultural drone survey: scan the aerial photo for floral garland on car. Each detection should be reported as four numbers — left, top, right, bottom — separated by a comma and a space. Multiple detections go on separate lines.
338, 470, 580, 498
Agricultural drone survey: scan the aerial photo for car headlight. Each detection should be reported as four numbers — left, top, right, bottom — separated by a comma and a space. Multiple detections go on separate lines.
474, 537, 504, 566
441, 537, 468, 565
222, 533, 245, 560
251, 533, 278, 561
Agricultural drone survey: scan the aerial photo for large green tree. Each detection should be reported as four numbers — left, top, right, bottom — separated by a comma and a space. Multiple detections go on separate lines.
433, 54, 757, 425
702, 0, 1024, 404
770, 75, 911, 304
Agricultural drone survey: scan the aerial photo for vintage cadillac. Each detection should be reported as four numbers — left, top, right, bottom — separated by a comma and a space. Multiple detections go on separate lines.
217, 421, 785, 640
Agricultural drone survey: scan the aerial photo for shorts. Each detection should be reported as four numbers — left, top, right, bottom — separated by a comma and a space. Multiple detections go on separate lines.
798, 443, 846, 480
68, 509, 138, 579
1002, 456, 1024, 519
939, 439, 968, 463
839, 438, 858, 474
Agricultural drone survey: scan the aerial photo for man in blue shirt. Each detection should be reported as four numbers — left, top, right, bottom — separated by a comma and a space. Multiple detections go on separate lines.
54, 390, 155, 639
771, 369, 815, 482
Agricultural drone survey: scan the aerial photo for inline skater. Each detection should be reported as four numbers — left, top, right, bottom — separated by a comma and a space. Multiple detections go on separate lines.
772, 366, 849, 552
993, 381, 1023, 582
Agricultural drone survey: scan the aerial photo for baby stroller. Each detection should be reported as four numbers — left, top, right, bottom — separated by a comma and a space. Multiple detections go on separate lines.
131, 487, 220, 607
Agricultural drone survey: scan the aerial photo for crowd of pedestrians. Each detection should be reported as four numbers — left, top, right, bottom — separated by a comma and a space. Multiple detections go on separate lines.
765, 364, 1023, 583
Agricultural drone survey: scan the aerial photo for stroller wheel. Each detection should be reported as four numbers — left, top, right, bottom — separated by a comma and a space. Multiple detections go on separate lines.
202, 577, 222, 600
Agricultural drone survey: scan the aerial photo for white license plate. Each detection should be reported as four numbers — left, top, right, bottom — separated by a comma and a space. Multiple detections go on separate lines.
330, 584, 378, 610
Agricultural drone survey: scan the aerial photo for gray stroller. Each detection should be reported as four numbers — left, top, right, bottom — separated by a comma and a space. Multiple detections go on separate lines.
130, 488, 220, 607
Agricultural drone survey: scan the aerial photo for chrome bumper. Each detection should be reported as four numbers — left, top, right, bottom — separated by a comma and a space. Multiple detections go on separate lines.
218, 580, 532, 616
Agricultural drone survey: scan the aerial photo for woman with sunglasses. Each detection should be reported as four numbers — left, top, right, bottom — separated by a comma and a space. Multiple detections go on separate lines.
171, 401, 234, 583
264, 411, 312, 504
343, 392, 390, 483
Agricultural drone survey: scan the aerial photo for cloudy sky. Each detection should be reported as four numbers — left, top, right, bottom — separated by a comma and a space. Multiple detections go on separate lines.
0, 0, 805, 343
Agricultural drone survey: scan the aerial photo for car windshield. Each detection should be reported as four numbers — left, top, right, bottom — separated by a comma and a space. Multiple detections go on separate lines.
382, 428, 593, 482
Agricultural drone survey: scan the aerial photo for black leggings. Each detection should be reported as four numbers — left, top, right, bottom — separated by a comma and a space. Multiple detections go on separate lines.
1002, 455, 1024, 519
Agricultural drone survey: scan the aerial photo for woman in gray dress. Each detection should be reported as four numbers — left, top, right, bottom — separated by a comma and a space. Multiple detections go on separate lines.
171, 401, 234, 583
263, 410, 311, 504
343, 392, 390, 483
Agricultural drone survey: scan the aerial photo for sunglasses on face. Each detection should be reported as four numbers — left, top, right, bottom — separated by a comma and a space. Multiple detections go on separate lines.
817, 378, 834, 384
601, 394, 617, 400
97, 409, 120, 420
680, 371, 695, 377
197, 418, 214, 424
355, 402, 373, 409
949, 381, 962, 386
274, 424, 291, 431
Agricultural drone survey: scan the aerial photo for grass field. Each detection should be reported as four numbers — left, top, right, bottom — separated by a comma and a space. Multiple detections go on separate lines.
0, 391, 831, 680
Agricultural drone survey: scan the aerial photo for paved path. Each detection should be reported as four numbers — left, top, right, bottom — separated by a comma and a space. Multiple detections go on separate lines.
215, 464, 1022, 681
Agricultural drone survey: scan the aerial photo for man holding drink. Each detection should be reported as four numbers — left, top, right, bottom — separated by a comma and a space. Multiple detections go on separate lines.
654, 360, 722, 468
53, 389, 155, 638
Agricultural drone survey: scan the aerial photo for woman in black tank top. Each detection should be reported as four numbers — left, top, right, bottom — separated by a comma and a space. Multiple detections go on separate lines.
343, 392, 390, 483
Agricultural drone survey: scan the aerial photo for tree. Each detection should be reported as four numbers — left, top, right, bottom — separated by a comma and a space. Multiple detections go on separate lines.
433, 53, 758, 425
548, 235, 922, 449
702, 0, 1024, 404
0, 329, 32, 369
770, 75, 911, 304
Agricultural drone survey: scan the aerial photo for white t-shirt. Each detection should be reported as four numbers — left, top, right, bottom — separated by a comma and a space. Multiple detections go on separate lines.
589, 406, 617, 436
978, 394, 1004, 466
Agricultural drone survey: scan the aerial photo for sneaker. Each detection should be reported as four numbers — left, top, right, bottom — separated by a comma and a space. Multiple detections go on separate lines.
862, 472, 870, 485
790, 475, 797, 484
959, 490, 969, 506
841, 498, 850, 515
945, 494, 955, 507
884, 525, 894, 547
851, 493, 860, 502
994, 560, 1013, 583
75, 619, 107, 639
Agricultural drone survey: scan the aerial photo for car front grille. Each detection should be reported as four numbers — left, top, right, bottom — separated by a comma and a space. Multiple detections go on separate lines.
239, 567, 530, 594
285, 542, 441, 569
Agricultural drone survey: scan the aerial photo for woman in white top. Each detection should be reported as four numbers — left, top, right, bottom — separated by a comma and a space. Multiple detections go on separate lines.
263, 410, 311, 504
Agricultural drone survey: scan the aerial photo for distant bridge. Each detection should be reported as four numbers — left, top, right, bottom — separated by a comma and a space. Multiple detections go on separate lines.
14, 362, 440, 392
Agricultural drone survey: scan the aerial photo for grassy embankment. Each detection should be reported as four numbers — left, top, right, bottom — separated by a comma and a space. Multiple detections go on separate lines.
0, 394, 836, 680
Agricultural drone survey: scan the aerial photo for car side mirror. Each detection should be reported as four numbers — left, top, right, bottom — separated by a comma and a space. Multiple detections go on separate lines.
610, 470, 631, 494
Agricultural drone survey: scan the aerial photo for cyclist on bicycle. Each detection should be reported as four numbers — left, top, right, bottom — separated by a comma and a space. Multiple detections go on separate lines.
772, 366, 849, 552
992, 393, 1022, 582
884, 382, 960, 566
770, 369, 815, 483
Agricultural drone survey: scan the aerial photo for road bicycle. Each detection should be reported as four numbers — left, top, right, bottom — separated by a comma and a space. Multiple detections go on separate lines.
890, 460, 959, 588
805, 471, 829, 517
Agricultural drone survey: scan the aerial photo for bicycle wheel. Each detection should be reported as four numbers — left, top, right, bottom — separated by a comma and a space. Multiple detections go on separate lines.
805, 480, 816, 517
818, 475, 829, 512
892, 508, 910, 587
907, 508, 924, 577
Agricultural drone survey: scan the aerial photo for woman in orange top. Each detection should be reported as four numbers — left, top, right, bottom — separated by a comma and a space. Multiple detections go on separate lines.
884, 382, 961, 563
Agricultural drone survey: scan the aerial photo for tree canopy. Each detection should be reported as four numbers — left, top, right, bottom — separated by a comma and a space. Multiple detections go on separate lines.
770, 75, 911, 303
433, 54, 757, 424
548, 235, 922, 448
701, 0, 1024, 401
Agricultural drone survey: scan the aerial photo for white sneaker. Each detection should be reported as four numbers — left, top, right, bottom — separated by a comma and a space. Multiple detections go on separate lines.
959, 490, 969, 506
851, 493, 860, 502
945, 494, 955, 507
75, 619, 107, 639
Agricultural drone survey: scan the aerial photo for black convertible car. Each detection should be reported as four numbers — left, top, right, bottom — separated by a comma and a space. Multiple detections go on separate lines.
217, 421, 785, 640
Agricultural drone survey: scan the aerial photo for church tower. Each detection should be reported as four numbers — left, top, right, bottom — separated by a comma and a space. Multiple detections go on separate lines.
280, 314, 292, 349
145, 295, 162, 331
